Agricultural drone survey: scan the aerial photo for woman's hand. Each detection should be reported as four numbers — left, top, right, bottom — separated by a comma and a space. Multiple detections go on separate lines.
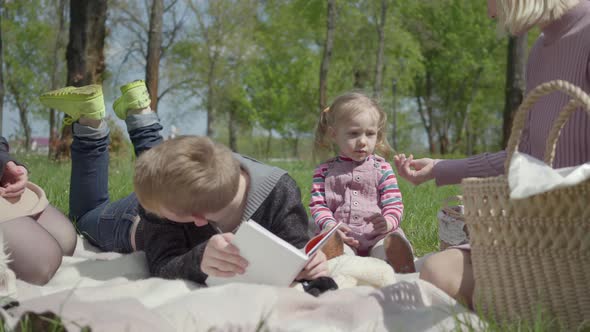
296, 250, 328, 280
201, 233, 249, 278
393, 154, 436, 186
0, 161, 28, 198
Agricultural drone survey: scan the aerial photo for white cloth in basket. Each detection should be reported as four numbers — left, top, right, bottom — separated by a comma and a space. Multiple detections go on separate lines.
508, 151, 590, 199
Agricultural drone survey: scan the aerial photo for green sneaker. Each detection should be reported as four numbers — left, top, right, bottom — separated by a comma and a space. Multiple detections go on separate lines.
113, 80, 151, 120
39, 85, 105, 122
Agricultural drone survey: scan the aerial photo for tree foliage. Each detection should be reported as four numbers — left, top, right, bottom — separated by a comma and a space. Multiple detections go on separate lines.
2, 0, 58, 149
2, 0, 522, 158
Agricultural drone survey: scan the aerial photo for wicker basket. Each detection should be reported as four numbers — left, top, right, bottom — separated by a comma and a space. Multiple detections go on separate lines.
461, 80, 590, 329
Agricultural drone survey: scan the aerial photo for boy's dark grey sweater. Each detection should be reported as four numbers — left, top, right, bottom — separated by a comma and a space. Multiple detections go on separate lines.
135, 154, 310, 284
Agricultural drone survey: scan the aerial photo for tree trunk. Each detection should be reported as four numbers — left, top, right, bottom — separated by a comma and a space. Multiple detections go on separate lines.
17, 105, 31, 151
502, 34, 527, 148
206, 62, 216, 137
49, 0, 67, 157
391, 79, 398, 150
292, 136, 299, 158
146, 0, 163, 112
266, 129, 272, 158
438, 133, 449, 155
319, 0, 336, 110
0, 5, 4, 138
458, 67, 484, 155
228, 103, 238, 152
7, 81, 31, 151
66, 1, 107, 86
373, 0, 387, 99
57, 0, 107, 159
416, 93, 436, 154
353, 69, 368, 89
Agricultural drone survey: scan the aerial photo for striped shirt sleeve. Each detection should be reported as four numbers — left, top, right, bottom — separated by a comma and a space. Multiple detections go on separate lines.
309, 163, 337, 231
377, 161, 403, 232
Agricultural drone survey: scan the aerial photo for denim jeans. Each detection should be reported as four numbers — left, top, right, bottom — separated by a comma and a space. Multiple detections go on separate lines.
70, 113, 163, 253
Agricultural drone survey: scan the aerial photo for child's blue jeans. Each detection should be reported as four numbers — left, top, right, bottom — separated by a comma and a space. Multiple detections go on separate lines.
69, 113, 162, 253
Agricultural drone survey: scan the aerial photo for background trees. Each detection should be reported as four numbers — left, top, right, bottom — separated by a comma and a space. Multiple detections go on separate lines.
1, 0, 529, 160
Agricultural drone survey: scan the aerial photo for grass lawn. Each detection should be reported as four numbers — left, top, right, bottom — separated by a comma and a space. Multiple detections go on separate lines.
19, 152, 460, 257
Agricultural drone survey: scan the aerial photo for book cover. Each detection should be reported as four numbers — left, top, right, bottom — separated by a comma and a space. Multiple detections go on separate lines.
206, 220, 342, 287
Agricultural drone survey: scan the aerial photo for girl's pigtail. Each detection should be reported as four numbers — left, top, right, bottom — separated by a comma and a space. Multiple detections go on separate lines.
313, 107, 331, 161
374, 102, 394, 160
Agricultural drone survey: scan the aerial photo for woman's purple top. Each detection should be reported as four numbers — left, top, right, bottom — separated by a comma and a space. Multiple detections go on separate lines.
434, 1, 590, 186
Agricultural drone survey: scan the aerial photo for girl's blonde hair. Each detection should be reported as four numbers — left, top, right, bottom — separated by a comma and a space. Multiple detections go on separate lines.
314, 92, 393, 160
134, 136, 240, 217
496, 0, 580, 34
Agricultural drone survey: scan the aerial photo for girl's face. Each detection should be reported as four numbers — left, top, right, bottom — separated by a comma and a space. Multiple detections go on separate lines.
487, 0, 497, 19
329, 110, 379, 162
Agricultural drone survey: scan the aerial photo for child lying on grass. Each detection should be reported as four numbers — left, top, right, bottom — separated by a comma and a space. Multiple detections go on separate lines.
39, 80, 327, 285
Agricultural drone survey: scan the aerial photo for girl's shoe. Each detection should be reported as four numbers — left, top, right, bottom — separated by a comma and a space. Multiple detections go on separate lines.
112, 80, 151, 120
39, 85, 105, 121
385, 232, 416, 273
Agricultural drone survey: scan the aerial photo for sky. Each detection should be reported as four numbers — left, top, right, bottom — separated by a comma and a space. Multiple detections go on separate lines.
1, 2, 207, 141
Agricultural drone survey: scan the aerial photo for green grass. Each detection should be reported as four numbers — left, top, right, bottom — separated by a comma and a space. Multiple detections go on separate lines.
19, 152, 459, 256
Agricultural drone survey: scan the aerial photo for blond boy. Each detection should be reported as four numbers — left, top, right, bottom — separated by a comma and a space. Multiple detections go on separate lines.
39, 81, 327, 284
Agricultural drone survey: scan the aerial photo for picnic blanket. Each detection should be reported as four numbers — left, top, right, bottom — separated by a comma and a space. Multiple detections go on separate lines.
2, 237, 484, 331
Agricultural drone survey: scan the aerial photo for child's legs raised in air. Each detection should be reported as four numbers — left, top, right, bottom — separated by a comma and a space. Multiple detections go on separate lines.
126, 112, 164, 156
70, 120, 138, 253
69, 121, 110, 221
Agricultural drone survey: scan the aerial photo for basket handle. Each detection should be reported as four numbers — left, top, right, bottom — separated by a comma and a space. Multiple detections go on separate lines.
441, 195, 463, 219
505, 80, 590, 172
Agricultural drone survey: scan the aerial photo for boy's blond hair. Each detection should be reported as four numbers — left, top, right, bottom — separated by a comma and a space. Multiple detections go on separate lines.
496, 0, 580, 34
314, 92, 393, 160
134, 136, 240, 216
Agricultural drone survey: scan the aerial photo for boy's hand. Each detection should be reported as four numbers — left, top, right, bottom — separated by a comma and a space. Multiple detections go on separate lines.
365, 213, 393, 235
393, 154, 436, 186
296, 250, 328, 280
201, 233, 249, 278
0, 161, 28, 198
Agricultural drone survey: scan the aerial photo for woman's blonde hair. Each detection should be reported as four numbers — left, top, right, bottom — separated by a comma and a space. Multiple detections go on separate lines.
134, 136, 240, 216
496, 0, 580, 34
314, 92, 393, 160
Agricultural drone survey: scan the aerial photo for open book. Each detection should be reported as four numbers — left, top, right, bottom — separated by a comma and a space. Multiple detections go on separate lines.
206, 220, 342, 287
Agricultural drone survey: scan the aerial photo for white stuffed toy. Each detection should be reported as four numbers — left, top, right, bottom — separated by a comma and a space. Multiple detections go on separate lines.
328, 255, 396, 289
0, 231, 17, 300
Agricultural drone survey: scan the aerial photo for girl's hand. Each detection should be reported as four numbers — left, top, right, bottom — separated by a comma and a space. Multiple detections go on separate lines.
296, 250, 328, 280
201, 233, 249, 278
365, 213, 393, 235
334, 224, 359, 248
0, 161, 28, 198
393, 154, 436, 186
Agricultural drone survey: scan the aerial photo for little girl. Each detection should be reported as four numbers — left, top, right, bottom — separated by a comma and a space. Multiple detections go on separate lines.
310, 92, 415, 273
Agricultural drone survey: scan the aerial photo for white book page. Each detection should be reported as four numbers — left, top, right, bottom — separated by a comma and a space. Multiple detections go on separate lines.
206, 220, 309, 287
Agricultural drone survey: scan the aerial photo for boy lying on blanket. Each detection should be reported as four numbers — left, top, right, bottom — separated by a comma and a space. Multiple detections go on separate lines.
134, 136, 330, 285
39, 80, 328, 289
